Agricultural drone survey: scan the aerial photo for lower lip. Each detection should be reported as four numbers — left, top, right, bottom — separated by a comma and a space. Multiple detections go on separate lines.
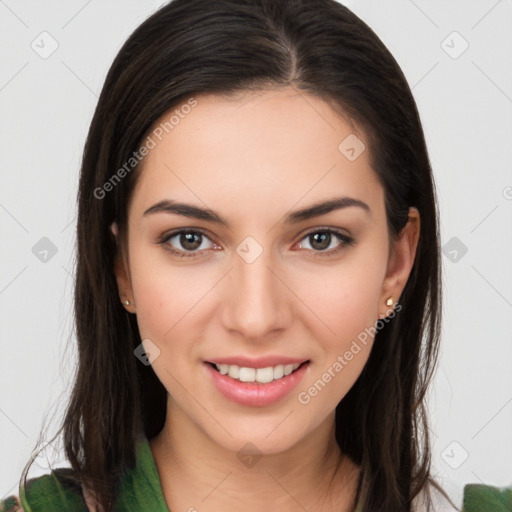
204, 361, 310, 407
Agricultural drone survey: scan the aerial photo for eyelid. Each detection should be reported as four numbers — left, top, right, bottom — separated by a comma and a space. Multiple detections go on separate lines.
297, 225, 352, 241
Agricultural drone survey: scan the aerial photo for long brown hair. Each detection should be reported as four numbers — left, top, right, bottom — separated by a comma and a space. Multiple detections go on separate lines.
21, 0, 453, 510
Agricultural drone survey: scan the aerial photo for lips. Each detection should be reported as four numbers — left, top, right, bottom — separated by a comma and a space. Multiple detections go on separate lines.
205, 355, 310, 384
204, 359, 310, 407
206, 355, 309, 368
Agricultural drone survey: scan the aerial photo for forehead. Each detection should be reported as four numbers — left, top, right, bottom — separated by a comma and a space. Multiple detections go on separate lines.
129, 87, 383, 223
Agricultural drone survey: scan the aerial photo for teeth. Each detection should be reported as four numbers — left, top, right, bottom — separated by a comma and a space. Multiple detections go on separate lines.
273, 365, 284, 379
227, 365, 239, 379
239, 367, 256, 382
214, 362, 302, 383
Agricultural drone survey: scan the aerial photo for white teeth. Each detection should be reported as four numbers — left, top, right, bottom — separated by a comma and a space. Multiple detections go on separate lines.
256, 367, 274, 383
284, 364, 294, 376
273, 365, 284, 379
228, 365, 239, 379
239, 367, 256, 382
213, 362, 302, 383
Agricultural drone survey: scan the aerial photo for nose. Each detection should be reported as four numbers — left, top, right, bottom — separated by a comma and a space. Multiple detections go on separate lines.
220, 248, 291, 341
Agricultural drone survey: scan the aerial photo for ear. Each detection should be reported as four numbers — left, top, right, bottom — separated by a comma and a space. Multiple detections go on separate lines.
111, 221, 136, 313
378, 207, 420, 318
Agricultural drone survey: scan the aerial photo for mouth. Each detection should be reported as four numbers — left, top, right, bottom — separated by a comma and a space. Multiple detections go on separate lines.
206, 360, 310, 384
203, 359, 311, 407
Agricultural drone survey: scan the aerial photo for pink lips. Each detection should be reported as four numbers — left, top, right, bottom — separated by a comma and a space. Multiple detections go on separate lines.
206, 355, 308, 368
204, 359, 310, 407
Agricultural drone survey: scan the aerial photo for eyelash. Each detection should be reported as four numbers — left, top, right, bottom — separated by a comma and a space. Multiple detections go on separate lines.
157, 227, 355, 259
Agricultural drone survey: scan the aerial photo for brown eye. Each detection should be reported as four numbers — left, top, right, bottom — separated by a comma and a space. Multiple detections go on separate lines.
297, 228, 355, 256
308, 231, 332, 251
179, 232, 203, 251
158, 229, 218, 258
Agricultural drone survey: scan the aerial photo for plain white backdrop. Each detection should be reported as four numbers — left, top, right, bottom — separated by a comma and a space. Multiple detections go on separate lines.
1, 0, 511, 508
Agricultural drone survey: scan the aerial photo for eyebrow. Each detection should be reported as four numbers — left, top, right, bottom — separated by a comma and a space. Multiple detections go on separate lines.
143, 196, 370, 227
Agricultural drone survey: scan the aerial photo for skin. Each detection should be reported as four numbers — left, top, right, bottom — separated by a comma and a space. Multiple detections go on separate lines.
112, 86, 420, 512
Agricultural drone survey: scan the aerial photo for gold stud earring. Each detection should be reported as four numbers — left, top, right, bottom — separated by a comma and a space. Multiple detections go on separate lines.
385, 297, 394, 307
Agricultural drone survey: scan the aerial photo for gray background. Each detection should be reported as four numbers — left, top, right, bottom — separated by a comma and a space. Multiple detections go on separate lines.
1, 0, 511, 507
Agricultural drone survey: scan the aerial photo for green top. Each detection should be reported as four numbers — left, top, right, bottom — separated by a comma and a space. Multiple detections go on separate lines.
0, 437, 510, 511
1, 436, 169, 512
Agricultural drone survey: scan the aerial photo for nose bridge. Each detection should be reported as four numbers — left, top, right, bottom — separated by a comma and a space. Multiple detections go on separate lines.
222, 244, 288, 339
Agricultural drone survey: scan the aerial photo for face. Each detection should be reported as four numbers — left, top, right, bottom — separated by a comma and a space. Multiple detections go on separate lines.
113, 87, 419, 455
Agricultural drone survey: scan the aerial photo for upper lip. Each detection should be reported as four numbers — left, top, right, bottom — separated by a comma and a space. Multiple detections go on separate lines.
206, 355, 310, 369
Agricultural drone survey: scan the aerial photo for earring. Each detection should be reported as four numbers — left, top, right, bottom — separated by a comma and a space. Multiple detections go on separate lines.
122, 299, 131, 306
385, 297, 394, 307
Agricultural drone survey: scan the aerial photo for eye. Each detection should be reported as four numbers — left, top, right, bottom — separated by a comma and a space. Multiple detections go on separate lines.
157, 229, 219, 258
295, 228, 355, 257
157, 227, 355, 260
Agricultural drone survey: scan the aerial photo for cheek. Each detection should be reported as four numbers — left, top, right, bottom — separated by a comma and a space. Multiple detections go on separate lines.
294, 256, 386, 343
128, 248, 207, 343
292, 255, 386, 406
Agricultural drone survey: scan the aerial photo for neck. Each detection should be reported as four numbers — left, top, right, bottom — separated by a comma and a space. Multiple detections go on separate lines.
150, 397, 360, 512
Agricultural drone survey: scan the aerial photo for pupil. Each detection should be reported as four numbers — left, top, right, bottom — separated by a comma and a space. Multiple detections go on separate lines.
181, 232, 201, 250
311, 232, 330, 250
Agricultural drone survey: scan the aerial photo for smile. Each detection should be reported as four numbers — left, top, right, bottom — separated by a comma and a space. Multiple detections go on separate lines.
210, 362, 306, 383
204, 360, 310, 407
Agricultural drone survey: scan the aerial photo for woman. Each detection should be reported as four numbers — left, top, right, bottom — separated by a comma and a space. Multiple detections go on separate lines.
1, 0, 502, 510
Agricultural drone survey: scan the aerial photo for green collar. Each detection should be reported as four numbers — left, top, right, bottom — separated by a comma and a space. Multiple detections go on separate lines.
17, 436, 170, 511
114, 435, 170, 511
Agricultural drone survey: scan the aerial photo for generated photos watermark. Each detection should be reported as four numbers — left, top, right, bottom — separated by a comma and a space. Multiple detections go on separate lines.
297, 303, 402, 405
94, 97, 198, 200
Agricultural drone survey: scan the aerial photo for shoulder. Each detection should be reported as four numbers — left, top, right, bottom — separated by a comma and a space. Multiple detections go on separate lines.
462, 483, 512, 512
0, 468, 88, 512
0, 495, 22, 512
411, 481, 512, 512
